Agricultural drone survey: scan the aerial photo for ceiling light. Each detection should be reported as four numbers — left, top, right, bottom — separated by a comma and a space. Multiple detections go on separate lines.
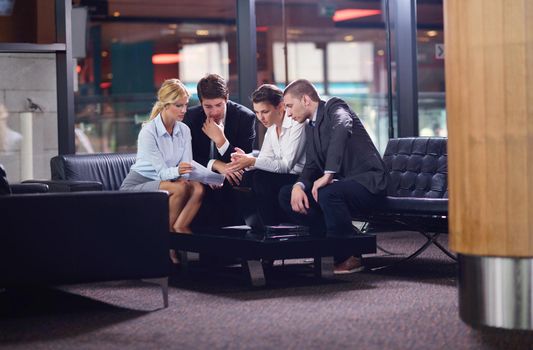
152, 54, 181, 65
333, 9, 381, 22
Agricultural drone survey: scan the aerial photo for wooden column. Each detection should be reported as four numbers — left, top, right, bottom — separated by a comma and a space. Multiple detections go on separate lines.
446, 0, 533, 330
446, 0, 533, 257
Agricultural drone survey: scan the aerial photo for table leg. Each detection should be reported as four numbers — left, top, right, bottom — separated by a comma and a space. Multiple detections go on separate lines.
245, 260, 266, 287
314, 256, 334, 278
178, 250, 189, 271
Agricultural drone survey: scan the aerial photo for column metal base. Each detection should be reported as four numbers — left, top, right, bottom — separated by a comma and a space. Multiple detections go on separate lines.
459, 254, 533, 330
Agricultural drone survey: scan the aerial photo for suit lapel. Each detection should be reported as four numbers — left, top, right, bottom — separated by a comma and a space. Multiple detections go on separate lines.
198, 112, 211, 159
312, 101, 326, 166
223, 102, 234, 151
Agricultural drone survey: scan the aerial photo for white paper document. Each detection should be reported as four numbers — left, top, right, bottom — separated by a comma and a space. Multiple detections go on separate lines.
187, 160, 225, 186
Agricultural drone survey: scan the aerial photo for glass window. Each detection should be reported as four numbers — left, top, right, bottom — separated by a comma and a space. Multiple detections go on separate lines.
0, 53, 58, 182
74, 0, 237, 153
417, 0, 446, 137
0, 0, 56, 43
256, 0, 390, 153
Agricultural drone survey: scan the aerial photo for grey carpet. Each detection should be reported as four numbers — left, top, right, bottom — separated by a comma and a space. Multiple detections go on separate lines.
1, 232, 533, 350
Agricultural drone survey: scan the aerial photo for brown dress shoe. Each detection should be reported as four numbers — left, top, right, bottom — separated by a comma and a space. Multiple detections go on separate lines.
334, 256, 365, 274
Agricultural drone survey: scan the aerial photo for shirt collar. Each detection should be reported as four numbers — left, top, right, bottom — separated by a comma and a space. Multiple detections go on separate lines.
155, 114, 180, 137
309, 107, 318, 125
281, 114, 292, 129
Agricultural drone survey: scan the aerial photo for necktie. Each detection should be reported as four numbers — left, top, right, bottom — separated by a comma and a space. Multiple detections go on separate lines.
209, 140, 215, 159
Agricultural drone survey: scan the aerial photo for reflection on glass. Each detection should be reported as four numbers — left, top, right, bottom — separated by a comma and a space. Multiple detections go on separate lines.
257, 0, 389, 153
0, 53, 57, 182
0, 0, 56, 43
417, 0, 446, 137
74, 1, 237, 154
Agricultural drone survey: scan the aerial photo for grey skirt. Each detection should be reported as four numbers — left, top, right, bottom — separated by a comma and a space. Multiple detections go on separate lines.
119, 170, 161, 192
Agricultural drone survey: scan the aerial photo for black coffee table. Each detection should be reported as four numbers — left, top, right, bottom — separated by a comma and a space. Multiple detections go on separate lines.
170, 228, 376, 286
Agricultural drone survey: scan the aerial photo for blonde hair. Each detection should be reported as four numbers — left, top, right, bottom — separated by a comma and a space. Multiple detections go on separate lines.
149, 79, 190, 120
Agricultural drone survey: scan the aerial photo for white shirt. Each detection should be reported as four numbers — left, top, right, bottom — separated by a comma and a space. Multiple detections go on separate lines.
253, 116, 306, 174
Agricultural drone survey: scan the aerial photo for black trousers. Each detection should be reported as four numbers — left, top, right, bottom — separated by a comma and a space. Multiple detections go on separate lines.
242, 170, 299, 225
192, 181, 244, 229
278, 179, 384, 237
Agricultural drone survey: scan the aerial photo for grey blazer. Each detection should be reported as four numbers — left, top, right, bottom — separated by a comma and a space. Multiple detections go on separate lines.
298, 98, 388, 194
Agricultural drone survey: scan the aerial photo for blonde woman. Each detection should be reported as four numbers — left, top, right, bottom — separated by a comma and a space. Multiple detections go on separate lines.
120, 79, 204, 236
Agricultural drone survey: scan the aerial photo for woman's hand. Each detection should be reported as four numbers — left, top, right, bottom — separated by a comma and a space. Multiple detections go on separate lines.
227, 152, 255, 172
177, 162, 194, 175
230, 147, 245, 161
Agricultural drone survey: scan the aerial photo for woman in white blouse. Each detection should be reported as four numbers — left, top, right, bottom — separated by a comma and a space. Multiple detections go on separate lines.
228, 84, 306, 224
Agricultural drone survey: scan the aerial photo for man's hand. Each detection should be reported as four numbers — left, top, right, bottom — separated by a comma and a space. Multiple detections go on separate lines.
177, 162, 194, 175
202, 117, 226, 147
312, 173, 334, 202
224, 169, 244, 186
212, 160, 244, 186
291, 184, 309, 214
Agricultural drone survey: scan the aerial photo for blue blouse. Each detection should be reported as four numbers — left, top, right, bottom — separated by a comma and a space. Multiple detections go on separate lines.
130, 114, 192, 181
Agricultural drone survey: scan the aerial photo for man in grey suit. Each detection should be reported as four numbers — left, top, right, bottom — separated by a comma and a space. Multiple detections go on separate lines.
278, 79, 388, 273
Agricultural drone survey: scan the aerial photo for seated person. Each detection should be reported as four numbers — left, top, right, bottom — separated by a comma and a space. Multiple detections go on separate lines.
120, 78, 205, 237
227, 84, 306, 225
278, 79, 388, 274
183, 73, 256, 227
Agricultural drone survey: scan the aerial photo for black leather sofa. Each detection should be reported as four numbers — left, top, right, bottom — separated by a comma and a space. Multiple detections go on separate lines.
358, 137, 454, 267
2, 162, 170, 307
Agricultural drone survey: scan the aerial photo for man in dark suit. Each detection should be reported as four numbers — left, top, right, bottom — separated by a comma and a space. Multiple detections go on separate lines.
184, 73, 256, 227
278, 79, 388, 273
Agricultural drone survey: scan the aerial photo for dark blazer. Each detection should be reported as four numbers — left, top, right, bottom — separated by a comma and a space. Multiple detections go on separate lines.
299, 97, 388, 194
183, 100, 256, 167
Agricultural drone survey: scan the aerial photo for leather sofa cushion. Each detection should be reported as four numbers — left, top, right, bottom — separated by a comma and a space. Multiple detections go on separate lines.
384, 197, 448, 216
383, 137, 447, 199
51, 153, 136, 191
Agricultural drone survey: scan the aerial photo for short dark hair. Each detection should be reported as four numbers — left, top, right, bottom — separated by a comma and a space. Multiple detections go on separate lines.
283, 79, 320, 102
197, 73, 229, 102
251, 84, 283, 107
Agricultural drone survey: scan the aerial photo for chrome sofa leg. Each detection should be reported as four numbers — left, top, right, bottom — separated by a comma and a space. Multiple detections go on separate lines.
143, 277, 169, 308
